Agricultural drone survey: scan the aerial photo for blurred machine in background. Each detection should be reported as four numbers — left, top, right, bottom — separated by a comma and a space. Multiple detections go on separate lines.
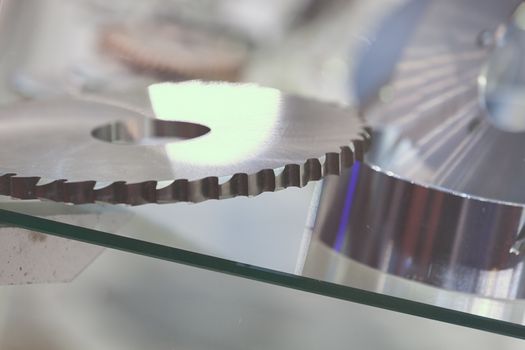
0, 0, 399, 101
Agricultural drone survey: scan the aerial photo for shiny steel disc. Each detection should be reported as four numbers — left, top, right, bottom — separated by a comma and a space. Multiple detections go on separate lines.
0, 81, 368, 205
361, 0, 525, 205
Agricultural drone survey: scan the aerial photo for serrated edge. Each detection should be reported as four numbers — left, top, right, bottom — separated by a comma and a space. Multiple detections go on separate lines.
0, 130, 370, 205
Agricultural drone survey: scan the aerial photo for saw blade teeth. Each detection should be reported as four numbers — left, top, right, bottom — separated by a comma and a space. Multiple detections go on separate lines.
0, 136, 367, 205
125, 181, 157, 206
219, 173, 247, 199
339, 146, 354, 169
276, 164, 300, 189
188, 177, 219, 203
156, 179, 189, 203
35, 179, 67, 202
248, 169, 276, 196
94, 181, 127, 204
353, 139, 366, 161
0, 173, 16, 196
301, 158, 323, 186
10, 176, 39, 199
360, 129, 373, 149
62, 181, 97, 204
323, 152, 341, 176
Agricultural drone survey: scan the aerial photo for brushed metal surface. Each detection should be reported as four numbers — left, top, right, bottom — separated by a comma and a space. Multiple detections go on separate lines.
314, 163, 525, 299
312, 0, 525, 299
363, 0, 525, 205
0, 81, 367, 204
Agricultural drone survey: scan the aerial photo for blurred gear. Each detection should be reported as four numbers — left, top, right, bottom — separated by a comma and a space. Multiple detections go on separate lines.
100, 22, 249, 81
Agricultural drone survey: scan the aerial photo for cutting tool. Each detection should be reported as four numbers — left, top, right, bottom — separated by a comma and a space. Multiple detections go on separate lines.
0, 81, 368, 205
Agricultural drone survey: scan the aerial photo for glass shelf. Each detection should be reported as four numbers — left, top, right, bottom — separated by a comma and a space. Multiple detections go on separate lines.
1, 185, 524, 341
2, 230, 524, 349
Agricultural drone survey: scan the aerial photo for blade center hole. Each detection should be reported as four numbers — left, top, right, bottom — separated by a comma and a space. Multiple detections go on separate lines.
91, 119, 210, 145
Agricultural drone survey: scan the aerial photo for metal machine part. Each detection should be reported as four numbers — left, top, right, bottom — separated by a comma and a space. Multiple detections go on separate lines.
363, 0, 524, 205
313, 163, 525, 299
0, 81, 368, 205
311, 0, 525, 300
303, 240, 525, 323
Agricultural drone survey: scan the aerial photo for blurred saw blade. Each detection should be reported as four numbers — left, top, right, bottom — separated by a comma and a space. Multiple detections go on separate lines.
360, 0, 525, 205
100, 21, 249, 81
0, 81, 368, 205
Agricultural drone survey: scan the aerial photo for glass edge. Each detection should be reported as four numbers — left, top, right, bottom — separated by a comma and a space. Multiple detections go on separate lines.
0, 208, 524, 340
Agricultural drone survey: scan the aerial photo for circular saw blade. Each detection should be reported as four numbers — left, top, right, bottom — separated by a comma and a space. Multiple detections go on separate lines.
100, 22, 249, 81
0, 81, 368, 205
360, 0, 525, 205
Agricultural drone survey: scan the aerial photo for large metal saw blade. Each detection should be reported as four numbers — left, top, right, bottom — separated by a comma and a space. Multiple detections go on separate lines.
0, 81, 368, 205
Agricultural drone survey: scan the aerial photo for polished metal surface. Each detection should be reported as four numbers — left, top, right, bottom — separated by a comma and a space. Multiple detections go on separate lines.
314, 163, 525, 299
309, 0, 525, 299
362, 0, 525, 205
0, 81, 367, 204
303, 240, 525, 323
